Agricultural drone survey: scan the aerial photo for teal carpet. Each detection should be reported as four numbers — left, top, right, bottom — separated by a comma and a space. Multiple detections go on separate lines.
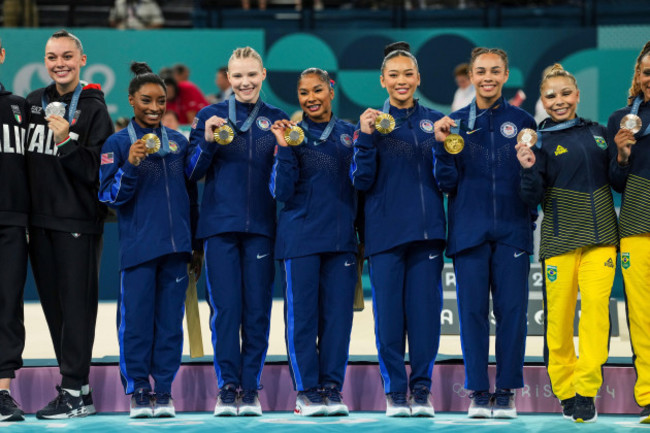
4, 413, 648, 432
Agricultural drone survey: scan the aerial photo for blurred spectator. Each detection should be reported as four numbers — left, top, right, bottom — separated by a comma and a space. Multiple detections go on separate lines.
242, 0, 267, 10
451, 63, 475, 112
534, 65, 555, 124
3, 0, 38, 27
115, 117, 130, 132
207, 66, 233, 104
172, 63, 190, 82
162, 110, 180, 130
160, 68, 209, 125
109, 0, 164, 30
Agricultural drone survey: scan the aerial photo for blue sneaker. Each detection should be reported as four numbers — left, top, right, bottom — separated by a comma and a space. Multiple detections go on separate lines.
130, 388, 153, 418
409, 386, 434, 417
295, 388, 327, 416
468, 390, 492, 418
153, 392, 175, 417
322, 385, 349, 416
238, 390, 262, 416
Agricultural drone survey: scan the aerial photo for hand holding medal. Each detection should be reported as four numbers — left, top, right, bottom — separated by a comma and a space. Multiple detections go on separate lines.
434, 116, 464, 154
128, 138, 147, 166
44, 102, 71, 144
204, 115, 231, 144
271, 119, 303, 147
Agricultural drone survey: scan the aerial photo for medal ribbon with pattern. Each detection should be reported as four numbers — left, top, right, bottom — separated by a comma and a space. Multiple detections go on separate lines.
299, 115, 337, 146
127, 119, 170, 157
227, 94, 263, 134
630, 95, 650, 138
536, 118, 580, 148
41, 82, 82, 124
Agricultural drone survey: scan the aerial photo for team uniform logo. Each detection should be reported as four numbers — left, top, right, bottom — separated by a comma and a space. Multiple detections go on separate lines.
31, 106, 42, 115
353, 129, 360, 142
500, 122, 517, 138
546, 265, 558, 282
11, 105, 22, 124
604, 257, 614, 268
256, 116, 271, 131
554, 145, 568, 156
622, 252, 630, 269
340, 134, 353, 147
101, 152, 114, 165
420, 119, 434, 133
593, 136, 607, 150
169, 141, 179, 153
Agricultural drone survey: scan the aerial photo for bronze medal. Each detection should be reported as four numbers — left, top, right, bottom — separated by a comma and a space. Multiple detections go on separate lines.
214, 125, 234, 145
142, 133, 161, 154
375, 113, 396, 135
284, 126, 305, 146
517, 128, 538, 147
444, 133, 464, 154
620, 114, 642, 134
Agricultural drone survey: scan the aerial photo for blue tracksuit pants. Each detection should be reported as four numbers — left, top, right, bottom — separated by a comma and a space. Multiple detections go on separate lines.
204, 232, 274, 391
454, 241, 530, 391
118, 253, 188, 394
282, 252, 357, 391
368, 240, 444, 394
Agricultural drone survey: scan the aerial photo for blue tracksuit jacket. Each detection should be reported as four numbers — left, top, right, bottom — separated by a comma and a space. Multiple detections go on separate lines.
350, 101, 446, 256
186, 98, 288, 240
98, 120, 193, 269
434, 97, 537, 256
270, 116, 357, 259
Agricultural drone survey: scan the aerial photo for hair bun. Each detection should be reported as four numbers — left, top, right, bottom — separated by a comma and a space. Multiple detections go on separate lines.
384, 41, 411, 57
130, 61, 153, 76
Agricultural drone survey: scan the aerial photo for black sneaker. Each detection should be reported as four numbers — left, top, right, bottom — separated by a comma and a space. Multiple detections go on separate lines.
572, 393, 597, 423
36, 386, 88, 419
561, 396, 575, 420
0, 390, 24, 422
640, 404, 650, 424
82, 389, 96, 415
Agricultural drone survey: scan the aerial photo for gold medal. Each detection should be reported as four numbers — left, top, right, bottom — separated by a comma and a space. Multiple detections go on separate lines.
213, 125, 234, 145
517, 128, 538, 147
620, 114, 642, 134
284, 126, 304, 146
142, 133, 161, 154
375, 113, 396, 135
444, 133, 464, 154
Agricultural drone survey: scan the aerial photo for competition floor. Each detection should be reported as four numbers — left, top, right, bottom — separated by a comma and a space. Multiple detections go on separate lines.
3, 413, 649, 433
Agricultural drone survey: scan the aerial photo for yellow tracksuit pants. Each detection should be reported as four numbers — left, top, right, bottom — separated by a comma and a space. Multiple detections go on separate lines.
544, 245, 616, 400
621, 234, 650, 406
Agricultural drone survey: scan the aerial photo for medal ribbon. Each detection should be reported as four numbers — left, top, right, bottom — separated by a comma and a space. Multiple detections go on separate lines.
228, 94, 263, 134
536, 117, 579, 147
630, 95, 650, 138
299, 115, 337, 146
381, 98, 417, 130
127, 119, 170, 157
41, 82, 82, 124
468, 97, 503, 130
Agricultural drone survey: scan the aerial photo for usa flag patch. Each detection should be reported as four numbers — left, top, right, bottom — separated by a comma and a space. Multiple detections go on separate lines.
101, 152, 114, 165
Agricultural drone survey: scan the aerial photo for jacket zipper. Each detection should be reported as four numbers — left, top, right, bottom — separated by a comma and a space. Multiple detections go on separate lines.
411, 118, 428, 240
578, 127, 599, 242
489, 110, 497, 231
162, 158, 177, 252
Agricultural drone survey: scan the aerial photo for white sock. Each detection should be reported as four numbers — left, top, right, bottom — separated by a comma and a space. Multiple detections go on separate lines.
81, 385, 90, 395
63, 388, 81, 397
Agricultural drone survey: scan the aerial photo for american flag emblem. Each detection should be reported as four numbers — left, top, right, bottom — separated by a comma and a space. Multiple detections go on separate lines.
101, 152, 114, 165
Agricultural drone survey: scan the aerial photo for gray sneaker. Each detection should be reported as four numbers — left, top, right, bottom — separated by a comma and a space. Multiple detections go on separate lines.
468, 391, 492, 418
385, 392, 410, 417
492, 389, 516, 419
214, 384, 238, 416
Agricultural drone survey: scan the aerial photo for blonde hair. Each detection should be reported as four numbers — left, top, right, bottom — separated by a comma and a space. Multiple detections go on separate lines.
540, 63, 578, 91
228, 46, 263, 69
627, 41, 650, 105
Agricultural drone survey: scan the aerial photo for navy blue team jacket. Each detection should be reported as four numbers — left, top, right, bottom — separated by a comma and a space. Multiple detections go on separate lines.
350, 101, 446, 256
270, 116, 358, 259
186, 98, 288, 240
434, 97, 537, 257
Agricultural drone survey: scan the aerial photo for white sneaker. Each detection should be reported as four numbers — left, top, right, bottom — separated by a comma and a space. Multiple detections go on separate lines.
492, 389, 516, 419
153, 393, 175, 417
409, 387, 435, 417
130, 389, 153, 418
214, 385, 238, 416
468, 391, 492, 418
294, 389, 328, 416
238, 390, 262, 416
322, 386, 349, 416
386, 392, 410, 417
